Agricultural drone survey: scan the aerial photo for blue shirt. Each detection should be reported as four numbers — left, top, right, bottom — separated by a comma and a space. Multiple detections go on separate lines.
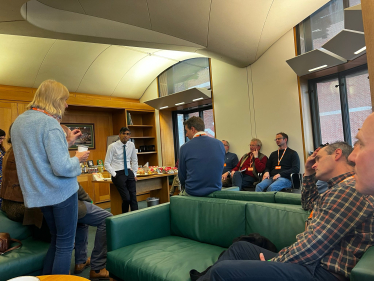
178, 136, 225, 196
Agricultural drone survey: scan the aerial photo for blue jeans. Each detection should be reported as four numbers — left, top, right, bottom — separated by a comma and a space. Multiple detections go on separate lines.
41, 192, 78, 274
232, 172, 255, 191
197, 241, 337, 281
255, 177, 292, 192
75, 202, 113, 270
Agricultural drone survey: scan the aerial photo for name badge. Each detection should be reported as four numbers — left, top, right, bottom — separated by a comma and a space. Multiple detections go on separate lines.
248, 167, 253, 171
224, 163, 226, 167
275, 166, 281, 170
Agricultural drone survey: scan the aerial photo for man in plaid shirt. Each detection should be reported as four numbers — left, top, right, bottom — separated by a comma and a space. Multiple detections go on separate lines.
198, 142, 374, 281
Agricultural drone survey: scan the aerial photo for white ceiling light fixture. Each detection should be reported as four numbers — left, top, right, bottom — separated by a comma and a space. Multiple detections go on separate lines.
175, 102, 185, 106
354, 46, 366, 55
308, 65, 328, 72
192, 97, 204, 101
159, 106, 169, 109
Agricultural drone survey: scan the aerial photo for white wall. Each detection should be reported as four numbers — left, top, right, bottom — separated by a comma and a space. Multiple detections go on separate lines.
212, 29, 305, 171
140, 79, 162, 165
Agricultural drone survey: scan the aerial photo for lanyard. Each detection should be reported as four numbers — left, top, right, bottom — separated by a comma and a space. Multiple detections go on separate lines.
31, 107, 60, 121
193, 132, 207, 138
277, 148, 287, 165
249, 153, 253, 166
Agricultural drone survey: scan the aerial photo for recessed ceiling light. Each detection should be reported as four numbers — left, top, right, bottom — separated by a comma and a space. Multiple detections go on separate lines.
159, 106, 168, 109
354, 46, 366, 55
308, 65, 328, 72
192, 97, 204, 101
175, 102, 185, 106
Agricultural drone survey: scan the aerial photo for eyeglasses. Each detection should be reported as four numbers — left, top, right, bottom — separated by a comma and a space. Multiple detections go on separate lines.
223, 144, 229, 147
122, 132, 131, 136
274, 138, 284, 141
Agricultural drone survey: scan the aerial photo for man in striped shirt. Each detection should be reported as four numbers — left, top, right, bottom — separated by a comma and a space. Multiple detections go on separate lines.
197, 142, 374, 281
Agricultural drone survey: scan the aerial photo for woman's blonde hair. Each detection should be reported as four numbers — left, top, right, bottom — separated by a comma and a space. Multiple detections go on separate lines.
27, 80, 69, 118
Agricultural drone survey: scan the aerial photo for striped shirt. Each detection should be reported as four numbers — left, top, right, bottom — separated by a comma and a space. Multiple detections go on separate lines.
272, 172, 374, 278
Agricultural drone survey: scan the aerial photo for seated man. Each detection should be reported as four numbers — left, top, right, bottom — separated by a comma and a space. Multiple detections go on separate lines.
197, 141, 374, 281
255, 132, 300, 192
178, 116, 225, 196
221, 140, 238, 188
230, 138, 267, 191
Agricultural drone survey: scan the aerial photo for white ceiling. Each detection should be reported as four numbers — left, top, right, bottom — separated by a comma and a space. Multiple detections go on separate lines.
0, 0, 329, 99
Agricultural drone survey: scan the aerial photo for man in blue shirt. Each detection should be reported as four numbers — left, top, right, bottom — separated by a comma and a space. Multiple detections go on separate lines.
221, 140, 238, 187
178, 117, 225, 196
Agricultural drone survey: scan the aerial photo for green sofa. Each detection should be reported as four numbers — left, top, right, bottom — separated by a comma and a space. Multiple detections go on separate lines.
106, 196, 309, 281
0, 210, 49, 281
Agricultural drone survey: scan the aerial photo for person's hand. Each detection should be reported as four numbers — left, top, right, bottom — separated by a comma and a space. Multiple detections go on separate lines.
305, 147, 321, 176
252, 149, 258, 158
222, 172, 229, 181
75, 151, 90, 163
67, 129, 82, 147
262, 172, 269, 180
259, 253, 265, 261
135, 176, 138, 181
231, 170, 236, 177
273, 174, 281, 180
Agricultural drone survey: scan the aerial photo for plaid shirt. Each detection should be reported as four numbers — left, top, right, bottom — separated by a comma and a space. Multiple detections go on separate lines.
271, 172, 374, 278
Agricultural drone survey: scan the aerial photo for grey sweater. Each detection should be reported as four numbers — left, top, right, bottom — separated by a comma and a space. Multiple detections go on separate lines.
11, 110, 81, 208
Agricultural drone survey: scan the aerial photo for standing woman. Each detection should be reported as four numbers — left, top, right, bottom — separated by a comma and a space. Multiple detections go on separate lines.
11, 80, 90, 274
0, 129, 6, 208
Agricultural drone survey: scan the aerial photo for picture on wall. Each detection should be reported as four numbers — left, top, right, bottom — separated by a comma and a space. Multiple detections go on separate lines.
62, 123, 95, 150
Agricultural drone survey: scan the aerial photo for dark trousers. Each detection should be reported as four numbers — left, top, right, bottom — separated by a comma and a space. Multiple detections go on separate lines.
111, 170, 138, 213
198, 241, 338, 281
232, 172, 255, 191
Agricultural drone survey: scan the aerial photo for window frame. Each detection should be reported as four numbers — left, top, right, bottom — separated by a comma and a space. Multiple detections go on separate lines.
309, 64, 368, 148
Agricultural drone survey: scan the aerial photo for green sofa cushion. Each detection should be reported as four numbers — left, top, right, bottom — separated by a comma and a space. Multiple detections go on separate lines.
274, 192, 302, 205
351, 246, 374, 281
0, 237, 49, 281
107, 236, 225, 281
170, 196, 246, 248
245, 202, 309, 251
0, 211, 32, 240
106, 203, 170, 252
212, 191, 276, 203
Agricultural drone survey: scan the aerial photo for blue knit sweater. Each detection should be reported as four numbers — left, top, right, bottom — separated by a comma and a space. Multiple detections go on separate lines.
11, 110, 81, 208
178, 136, 225, 196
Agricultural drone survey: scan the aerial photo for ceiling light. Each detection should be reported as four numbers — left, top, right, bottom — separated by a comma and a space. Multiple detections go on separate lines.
192, 97, 204, 101
159, 106, 168, 109
175, 102, 185, 106
354, 46, 366, 54
308, 65, 328, 72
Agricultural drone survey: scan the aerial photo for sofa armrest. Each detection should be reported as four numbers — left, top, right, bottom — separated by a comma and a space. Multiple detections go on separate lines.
224, 186, 240, 191
351, 246, 374, 281
106, 203, 171, 252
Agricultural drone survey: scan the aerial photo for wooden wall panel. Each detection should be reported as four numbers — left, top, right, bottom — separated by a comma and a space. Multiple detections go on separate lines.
159, 110, 175, 166
361, 0, 374, 109
63, 109, 113, 165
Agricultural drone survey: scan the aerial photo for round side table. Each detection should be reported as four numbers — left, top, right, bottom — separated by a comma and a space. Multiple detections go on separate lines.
38, 276, 89, 281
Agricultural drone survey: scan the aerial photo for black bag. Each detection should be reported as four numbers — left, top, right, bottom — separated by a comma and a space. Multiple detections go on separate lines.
0, 232, 22, 255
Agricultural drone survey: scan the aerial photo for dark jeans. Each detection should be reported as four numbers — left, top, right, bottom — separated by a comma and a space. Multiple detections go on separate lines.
197, 242, 339, 281
40, 192, 78, 275
112, 169, 138, 213
232, 172, 255, 191
75, 202, 113, 270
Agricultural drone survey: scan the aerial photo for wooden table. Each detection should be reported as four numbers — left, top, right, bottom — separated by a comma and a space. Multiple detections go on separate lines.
38, 275, 89, 280
93, 173, 172, 215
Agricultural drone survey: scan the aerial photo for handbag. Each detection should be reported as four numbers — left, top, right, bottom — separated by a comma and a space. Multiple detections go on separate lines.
0, 233, 22, 255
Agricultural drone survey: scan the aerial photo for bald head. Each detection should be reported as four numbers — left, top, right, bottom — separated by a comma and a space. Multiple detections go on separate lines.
348, 113, 374, 195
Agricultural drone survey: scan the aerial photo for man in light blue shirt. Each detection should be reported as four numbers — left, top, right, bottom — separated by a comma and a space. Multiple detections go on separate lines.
104, 127, 138, 213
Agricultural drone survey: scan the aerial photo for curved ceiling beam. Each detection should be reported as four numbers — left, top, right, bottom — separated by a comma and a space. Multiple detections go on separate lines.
21, 0, 203, 48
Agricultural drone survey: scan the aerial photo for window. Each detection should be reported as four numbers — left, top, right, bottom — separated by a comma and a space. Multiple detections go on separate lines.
309, 65, 371, 147
158, 58, 210, 97
172, 105, 215, 161
296, 0, 361, 55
